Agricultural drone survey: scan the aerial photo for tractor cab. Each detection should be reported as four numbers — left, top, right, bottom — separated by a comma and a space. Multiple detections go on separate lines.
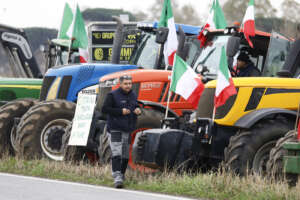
129, 22, 201, 70
194, 27, 291, 82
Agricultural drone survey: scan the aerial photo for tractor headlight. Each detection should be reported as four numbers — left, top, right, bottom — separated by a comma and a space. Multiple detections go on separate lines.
99, 78, 119, 88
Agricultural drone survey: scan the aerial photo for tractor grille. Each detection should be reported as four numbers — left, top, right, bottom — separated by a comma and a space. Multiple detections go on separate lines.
57, 76, 72, 99
196, 88, 238, 119
39, 76, 56, 100
158, 82, 181, 103
39, 76, 73, 101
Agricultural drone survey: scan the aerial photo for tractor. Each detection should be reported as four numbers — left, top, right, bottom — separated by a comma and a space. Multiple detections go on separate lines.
0, 19, 138, 157
63, 26, 293, 173
126, 27, 300, 175
14, 20, 202, 161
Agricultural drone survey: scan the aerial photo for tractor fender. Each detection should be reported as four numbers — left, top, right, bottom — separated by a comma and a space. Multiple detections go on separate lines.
138, 100, 179, 118
234, 108, 297, 129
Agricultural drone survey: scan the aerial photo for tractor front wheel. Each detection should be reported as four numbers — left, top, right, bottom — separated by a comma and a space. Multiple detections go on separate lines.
16, 100, 75, 160
224, 118, 293, 176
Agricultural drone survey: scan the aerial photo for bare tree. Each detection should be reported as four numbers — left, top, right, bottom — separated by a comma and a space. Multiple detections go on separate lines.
146, 0, 202, 26
223, 0, 276, 25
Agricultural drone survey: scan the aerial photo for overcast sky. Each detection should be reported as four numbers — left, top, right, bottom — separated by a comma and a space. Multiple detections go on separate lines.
0, 0, 294, 29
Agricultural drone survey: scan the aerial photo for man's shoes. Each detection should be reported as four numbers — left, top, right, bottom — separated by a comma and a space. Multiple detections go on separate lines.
112, 171, 124, 189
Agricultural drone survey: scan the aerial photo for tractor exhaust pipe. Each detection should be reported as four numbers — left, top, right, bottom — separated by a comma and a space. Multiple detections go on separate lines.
176, 26, 186, 60
111, 16, 124, 64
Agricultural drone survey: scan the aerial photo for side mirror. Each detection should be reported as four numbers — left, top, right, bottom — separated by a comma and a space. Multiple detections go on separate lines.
226, 36, 240, 57
155, 27, 169, 44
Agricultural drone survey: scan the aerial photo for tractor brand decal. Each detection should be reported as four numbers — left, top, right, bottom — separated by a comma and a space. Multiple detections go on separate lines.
80, 85, 99, 95
2, 32, 32, 59
141, 82, 162, 90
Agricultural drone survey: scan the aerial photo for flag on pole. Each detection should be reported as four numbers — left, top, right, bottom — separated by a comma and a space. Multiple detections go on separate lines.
170, 54, 204, 108
158, 0, 178, 67
241, 0, 255, 48
69, 4, 89, 63
57, 3, 73, 40
214, 46, 236, 108
198, 0, 227, 47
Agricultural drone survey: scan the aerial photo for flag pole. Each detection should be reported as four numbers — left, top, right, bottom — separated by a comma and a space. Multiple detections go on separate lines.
165, 89, 171, 119
212, 106, 216, 121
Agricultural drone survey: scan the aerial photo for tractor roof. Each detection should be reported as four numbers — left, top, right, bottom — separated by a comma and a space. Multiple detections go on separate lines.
137, 22, 201, 35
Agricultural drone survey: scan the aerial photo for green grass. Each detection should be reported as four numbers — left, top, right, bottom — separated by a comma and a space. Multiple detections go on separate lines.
0, 156, 299, 200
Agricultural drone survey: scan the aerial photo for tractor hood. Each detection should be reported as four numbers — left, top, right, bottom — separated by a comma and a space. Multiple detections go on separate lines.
206, 77, 300, 88
41, 63, 137, 101
99, 69, 172, 83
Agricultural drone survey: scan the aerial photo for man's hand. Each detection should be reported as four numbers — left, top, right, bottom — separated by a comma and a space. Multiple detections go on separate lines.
133, 108, 142, 115
122, 108, 131, 115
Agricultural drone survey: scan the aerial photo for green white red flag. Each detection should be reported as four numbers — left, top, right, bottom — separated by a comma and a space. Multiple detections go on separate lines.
215, 46, 236, 108
198, 0, 227, 47
68, 4, 89, 63
57, 3, 73, 40
158, 0, 178, 67
242, 0, 255, 48
170, 54, 204, 108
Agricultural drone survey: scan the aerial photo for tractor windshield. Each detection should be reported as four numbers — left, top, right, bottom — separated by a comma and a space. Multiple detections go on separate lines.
193, 35, 230, 77
129, 32, 160, 69
262, 33, 291, 77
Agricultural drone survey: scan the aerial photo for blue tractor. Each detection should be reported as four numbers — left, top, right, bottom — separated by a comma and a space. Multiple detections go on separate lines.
15, 20, 201, 160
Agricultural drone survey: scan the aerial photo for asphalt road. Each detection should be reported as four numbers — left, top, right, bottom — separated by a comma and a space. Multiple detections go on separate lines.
0, 173, 196, 200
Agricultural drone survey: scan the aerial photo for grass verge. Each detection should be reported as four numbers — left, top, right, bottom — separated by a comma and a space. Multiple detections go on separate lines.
0, 156, 299, 200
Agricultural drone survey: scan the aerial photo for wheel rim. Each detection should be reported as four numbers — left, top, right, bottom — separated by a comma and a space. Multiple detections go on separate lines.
252, 140, 277, 175
40, 119, 71, 161
129, 128, 158, 174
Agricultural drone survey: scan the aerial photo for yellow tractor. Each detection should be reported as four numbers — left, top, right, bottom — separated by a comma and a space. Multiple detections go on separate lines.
132, 33, 300, 175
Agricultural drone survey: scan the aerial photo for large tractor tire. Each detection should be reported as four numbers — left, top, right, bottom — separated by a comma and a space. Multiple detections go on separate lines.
98, 108, 164, 172
224, 118, 293, 176
266, 130, 299, 186
16, 100, 75, 160
0, 98, 37, 156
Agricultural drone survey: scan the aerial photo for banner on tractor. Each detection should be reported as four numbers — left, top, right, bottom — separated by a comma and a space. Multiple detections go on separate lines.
68, 92, 97, 146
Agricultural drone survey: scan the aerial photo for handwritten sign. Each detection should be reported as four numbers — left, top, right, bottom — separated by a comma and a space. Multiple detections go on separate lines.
68, 92, 97, 146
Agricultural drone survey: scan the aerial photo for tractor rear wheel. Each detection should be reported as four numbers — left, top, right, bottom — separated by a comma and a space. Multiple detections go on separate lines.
98, 108, 164, 172
16, 100, 75, 160
266, 130, 299, 186
0, 98, 37, 156
224, 118, 293, 176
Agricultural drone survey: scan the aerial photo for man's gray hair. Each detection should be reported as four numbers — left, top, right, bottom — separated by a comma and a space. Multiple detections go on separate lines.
119, 75, 132, 83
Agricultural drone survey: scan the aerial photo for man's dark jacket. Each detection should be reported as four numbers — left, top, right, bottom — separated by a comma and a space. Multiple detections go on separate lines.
102, 88, 139, 132
237, 62, 261, 77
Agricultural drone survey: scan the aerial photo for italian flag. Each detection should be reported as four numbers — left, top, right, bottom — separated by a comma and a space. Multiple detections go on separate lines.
69, 4, 89, 63
215, 46, 236, 108
170, 54, 204, 108
242, 0, 255, 48
57, 3, 73, 40
206, 0, 227, 29
158, 0, 178, 67
198, 0, 227, 47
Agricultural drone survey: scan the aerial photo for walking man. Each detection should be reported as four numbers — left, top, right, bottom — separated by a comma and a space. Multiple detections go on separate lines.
102, 75, 141, 188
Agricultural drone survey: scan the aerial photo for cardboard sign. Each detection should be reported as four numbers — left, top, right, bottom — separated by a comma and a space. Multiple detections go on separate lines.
68, 92, 97, 146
